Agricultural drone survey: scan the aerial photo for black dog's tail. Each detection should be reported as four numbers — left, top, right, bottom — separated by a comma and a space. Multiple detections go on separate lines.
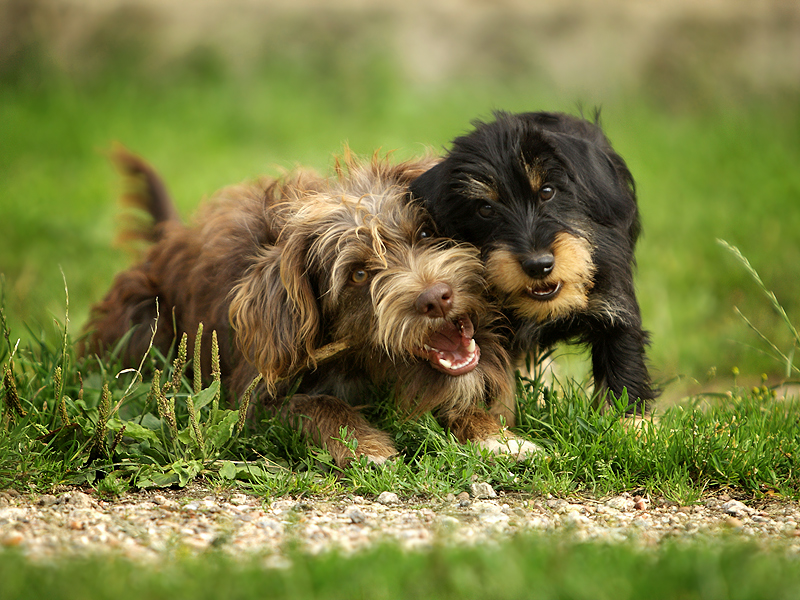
111, 145, 181, 246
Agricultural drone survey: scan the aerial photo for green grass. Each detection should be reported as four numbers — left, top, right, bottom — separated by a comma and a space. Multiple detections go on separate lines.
2, 286, 799, 502
3, 536, 800, 600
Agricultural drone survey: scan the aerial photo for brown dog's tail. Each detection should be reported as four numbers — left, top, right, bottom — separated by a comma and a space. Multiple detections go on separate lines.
112, 145, 181, 246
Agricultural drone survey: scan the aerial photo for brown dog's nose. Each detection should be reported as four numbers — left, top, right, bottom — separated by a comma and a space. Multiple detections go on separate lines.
521, 252, 555, 279
415, 282, 454, 318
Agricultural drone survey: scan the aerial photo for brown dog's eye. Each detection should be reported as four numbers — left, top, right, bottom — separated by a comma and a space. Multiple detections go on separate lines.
539, 186, 555, 201
478, 203, 494, 218
417, 226, 435, 241
350, 269, 370, 285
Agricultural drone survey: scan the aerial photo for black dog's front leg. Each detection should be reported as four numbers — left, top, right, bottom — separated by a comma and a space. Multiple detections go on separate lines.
589, 324, 655, 414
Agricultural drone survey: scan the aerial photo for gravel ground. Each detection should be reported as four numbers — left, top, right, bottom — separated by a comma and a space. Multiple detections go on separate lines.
2, 485, 800, 565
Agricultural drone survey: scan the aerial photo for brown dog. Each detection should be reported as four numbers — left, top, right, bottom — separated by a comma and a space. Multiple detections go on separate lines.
83, 149, 540, 465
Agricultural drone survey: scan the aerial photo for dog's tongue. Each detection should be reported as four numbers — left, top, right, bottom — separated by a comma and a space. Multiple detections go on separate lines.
426, 318, 473, 352
418, 317, 480, 376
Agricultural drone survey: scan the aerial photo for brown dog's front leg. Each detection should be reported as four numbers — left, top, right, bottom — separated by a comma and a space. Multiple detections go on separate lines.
443, 406, 542, 461
281, 394, 398, 467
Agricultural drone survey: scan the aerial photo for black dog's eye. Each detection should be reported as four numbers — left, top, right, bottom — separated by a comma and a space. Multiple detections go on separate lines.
478, 203, 494, 218
539, 186, 556, 201
350, 269, 370, 285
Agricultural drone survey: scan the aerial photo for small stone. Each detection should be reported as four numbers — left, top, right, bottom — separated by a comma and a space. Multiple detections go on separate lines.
439, 515, 460, 528
63, 491, 93, 508
478, 511, 509, 526
564, 511, 591, 528
229, 494, 249, 506
634, 498, 648, 511
376, 492, 400, 505
345, 507, 366, 524
632, 516, 650, 528
722, 500, 754, 518
2, 532, 23, 547
470, 482, 497, 499
445, 493, 456, 503
605, 496, 634, 511
471, 500, 501, 514
726, 517, 743, 528
37, 495, 57, 508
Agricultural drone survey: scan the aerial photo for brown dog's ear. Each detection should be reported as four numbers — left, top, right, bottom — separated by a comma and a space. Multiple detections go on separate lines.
229, 229, 320, 392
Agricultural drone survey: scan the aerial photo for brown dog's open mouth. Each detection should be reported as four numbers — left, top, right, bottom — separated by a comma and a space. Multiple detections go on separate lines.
525, 281, 562, 302
414, 317, 480, 376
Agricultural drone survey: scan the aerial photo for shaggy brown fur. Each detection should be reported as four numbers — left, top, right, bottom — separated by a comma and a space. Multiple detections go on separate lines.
83, 149, 540, 465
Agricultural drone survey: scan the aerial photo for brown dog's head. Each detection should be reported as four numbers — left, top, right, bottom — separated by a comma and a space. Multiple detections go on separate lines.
229, 153, 512, 415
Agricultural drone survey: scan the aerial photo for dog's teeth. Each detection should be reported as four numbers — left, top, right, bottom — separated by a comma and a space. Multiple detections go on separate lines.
423, 344, 432, 352
466, 339, 476, 353
438, 357, 453, 370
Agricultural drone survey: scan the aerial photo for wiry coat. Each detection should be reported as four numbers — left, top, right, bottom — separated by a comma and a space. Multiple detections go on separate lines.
84, 150, 539, 464
411, 111, 656, 411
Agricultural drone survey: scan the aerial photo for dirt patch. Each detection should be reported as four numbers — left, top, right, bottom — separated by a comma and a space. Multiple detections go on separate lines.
2, 485, 799, 564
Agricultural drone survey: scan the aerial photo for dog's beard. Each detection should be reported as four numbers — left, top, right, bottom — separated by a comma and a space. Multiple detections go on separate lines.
368, 245, 488, 377
485, 231, 596, 322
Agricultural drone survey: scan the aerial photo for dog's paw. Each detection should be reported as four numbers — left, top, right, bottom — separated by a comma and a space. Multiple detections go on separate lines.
476, 435, 543, 461
362, 451, 400, 467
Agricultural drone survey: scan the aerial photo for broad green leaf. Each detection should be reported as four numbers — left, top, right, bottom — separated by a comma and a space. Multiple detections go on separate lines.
219, 460, 238, 480
140, 412, 165, 430
173, 460, 203, 487
177, 427, 194, 446
205, 411, 239, 449
115, 421, 161, 443
193, 381, 220, 412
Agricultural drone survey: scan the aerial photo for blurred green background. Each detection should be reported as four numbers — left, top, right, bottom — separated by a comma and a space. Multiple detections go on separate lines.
2, 0, 799, 399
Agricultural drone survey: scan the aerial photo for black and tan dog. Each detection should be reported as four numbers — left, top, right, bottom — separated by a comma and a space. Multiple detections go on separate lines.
410, 111, 656, 411
83, 149, 540, 465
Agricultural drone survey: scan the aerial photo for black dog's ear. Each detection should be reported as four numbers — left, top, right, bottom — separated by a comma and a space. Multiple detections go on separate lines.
409, 161, 456, 232
552, 133, 638, 234
409, 161, 448, 206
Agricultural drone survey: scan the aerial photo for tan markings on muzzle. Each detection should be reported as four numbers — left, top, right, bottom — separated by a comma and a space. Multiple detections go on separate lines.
485, 231, 595, 322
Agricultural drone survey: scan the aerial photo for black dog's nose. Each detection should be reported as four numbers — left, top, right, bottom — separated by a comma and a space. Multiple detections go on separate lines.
415, 282, 454, 319
521, 253, 555, 279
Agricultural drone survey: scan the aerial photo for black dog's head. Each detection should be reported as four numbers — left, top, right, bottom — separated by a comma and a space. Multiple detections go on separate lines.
411, 110, 641, 326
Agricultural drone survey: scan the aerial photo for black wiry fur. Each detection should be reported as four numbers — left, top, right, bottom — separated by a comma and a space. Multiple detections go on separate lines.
411, 111, 656, 411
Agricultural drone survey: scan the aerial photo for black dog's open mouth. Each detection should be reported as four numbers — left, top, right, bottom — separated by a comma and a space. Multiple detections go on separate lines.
414, 317, 480, 376
525, 281, 562, 302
